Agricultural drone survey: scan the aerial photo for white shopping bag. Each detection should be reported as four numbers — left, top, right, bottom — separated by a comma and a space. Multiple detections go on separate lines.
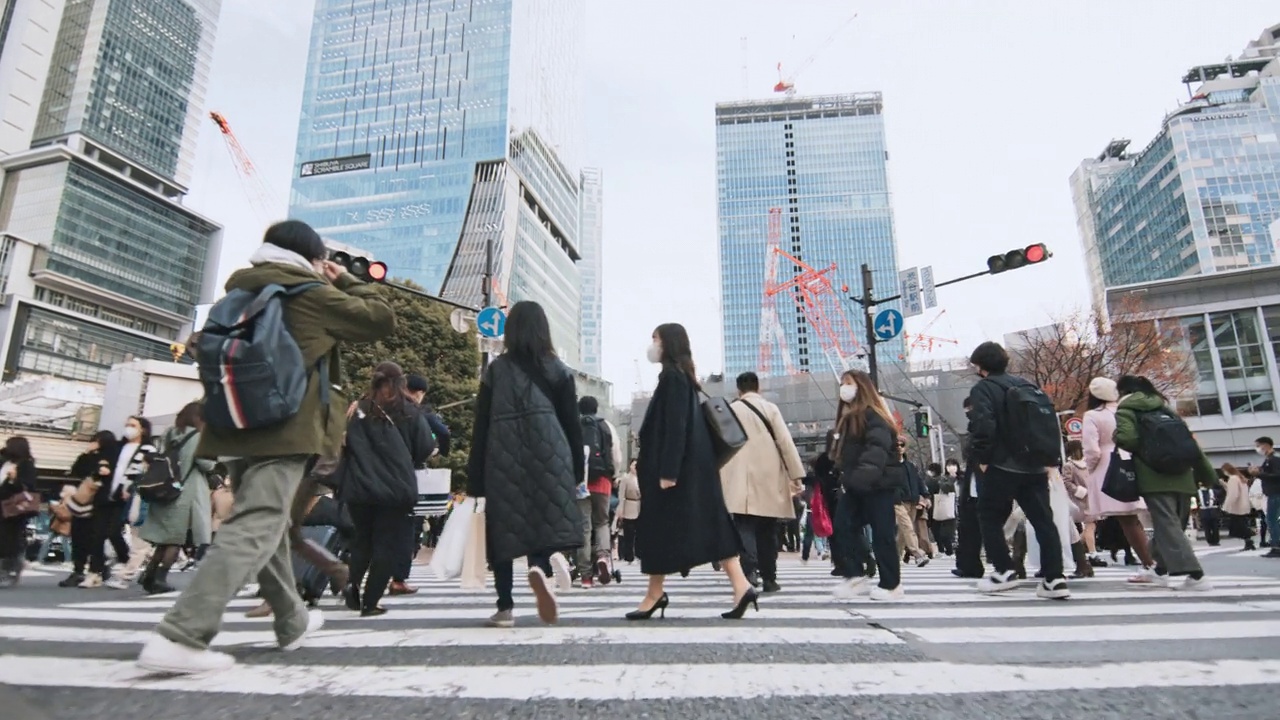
460, 502, 487, 590
428, 497, 476, 580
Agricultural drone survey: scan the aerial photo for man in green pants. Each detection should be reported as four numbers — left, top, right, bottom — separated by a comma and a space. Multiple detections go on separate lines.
137, 221, 395, 674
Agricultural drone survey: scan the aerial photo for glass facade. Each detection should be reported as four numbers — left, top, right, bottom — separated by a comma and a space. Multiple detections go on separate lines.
11, 305, 170, 384
32, 0, 218, 186
577, 166, 602, 376
1073, 73, 1280, 303
716, 94, 902, 378
1174, 306, 1280, 418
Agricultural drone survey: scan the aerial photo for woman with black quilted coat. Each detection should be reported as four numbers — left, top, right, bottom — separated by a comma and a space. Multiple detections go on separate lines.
468, 301, 583, 628
627, 323, 755, 622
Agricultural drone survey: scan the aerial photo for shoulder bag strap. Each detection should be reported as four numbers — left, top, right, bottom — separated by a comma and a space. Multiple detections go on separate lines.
733, 398, 780, 448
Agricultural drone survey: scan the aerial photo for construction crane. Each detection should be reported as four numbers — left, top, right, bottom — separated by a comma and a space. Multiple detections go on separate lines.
209, 111, 282, 225
774, 12, 859, 95
758, 208, 797, 376
900, 310, 959, 360
765, 248, 861, 379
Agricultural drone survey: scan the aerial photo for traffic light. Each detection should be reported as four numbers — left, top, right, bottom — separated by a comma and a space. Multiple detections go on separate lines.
330, 251, 388, 283
987, 244, 1052, 274
913, 411, 929, 439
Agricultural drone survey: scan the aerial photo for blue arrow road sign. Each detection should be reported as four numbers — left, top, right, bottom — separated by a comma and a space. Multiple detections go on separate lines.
476, 307, 506, 338
873, 308, 903, 342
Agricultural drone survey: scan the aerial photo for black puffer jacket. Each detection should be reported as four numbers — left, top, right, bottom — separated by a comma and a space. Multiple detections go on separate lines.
467, 354, 583, 563
339, 401, 435, 509
836, 408, 906, 495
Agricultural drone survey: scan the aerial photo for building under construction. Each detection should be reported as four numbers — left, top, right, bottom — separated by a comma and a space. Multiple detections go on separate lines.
715, 92, 905, 378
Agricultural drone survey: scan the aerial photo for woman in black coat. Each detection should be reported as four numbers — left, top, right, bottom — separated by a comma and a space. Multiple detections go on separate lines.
0, 436, 38, 586
339, 361, 436, 617
629, 323, 755, 620
468, 301, 583, 627
59, 431, 117, 588
829, 370, 905, 601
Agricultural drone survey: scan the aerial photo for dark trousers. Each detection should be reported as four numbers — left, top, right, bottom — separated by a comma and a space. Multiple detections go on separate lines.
977, 466, 1063, 582
493, 552, 552, 612
1198, 508, 1221, 545
934, 518, 957, 555
837, 488, 900, 590
617, 518, 638, 562
0, 519, 24, 576
90, 505, 129, 572
346, 504, 411, 611
70, 516, 95, 573
733, 514, 778, 583
783, 520, 800, 552
955, 494, 984, 576
392, 516, 425, 581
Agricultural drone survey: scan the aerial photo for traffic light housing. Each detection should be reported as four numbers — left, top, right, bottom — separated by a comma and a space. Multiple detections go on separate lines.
913, 411, 929, 439
987, 244, 1052, 274
330, 251, 388, 283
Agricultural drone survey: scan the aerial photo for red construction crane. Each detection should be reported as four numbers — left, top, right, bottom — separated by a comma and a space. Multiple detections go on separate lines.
774, 12, 859, 95
765, 248, 861, 378
758, 208, 796, 375
209, 111, 282, 225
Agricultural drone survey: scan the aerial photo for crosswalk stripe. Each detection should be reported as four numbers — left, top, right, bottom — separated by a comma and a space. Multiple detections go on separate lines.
901, 619, 1280, 644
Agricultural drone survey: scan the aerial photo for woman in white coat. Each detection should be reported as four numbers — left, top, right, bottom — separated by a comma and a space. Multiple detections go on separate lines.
1081, 377, 1155, 580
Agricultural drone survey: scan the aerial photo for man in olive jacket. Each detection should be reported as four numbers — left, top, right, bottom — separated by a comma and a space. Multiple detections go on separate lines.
138, 221, 395, 675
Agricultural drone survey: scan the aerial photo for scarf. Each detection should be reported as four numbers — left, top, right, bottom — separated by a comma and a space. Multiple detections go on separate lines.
248, 243, 318, 273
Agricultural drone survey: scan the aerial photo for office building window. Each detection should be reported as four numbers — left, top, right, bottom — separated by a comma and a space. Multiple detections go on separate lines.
1179, 316, 1221, 417
1210, 310, 1274, 413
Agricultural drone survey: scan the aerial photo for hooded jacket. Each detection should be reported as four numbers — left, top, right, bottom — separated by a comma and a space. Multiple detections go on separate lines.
197, 261, 395, 460
1113, 391, 1215, 496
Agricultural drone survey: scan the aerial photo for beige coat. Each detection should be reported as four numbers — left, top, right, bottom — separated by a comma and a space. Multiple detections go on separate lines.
615, 472, 641, 521
719, 393, 805, 519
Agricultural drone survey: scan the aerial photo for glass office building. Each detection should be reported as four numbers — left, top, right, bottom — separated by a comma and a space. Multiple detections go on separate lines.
289, 0, 587, 363
578, 166, 602, 376
0, 0, 223, 384
716, 93, 903, 379
1072, 24, 1280, 310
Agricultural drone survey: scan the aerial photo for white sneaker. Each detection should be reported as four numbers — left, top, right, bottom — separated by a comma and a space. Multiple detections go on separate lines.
977, 570, 1019, 594
832, 576, 871, 599
280, 609, 324, 652
136, 634, 235, 675
549, 553, 573, 591
1127, 568, 1169, 589
486, 609, 515, 628
869, 585, 904, 601
527, 567, 559, 624
1036, 578, 1071, 600
104, 576, 130, 590
78, 573, 103, 588
1178, 575, 1212, 592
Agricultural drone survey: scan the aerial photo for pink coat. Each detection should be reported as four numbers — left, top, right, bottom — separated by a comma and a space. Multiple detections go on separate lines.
1082, 405, 1144, 518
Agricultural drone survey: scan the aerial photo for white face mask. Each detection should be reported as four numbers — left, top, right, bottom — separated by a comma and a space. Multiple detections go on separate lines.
122, 426, 140, 441
838, 384, 857, 403
646, 342, 662, 364
1259, 447, 1268, 456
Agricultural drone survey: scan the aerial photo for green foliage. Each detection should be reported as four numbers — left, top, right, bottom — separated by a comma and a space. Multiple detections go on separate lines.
340, 278, 480, 488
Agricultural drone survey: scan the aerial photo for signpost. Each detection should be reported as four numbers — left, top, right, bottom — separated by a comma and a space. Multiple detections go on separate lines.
920, 265, 937, 309
873, 308, 904, 341
898, 267, 923, 317
1066, 416, 1083, 440
476, 307, 506, 339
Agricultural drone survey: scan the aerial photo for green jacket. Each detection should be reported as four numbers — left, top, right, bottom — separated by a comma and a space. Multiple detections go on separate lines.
1113, 392, 1214, 496
197, 262, 395, 460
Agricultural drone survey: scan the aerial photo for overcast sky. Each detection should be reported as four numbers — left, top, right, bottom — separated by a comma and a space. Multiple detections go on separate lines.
185, 0, 1279, 403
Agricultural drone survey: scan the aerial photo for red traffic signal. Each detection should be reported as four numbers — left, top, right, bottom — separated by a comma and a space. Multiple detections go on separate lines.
987, 244, 1052, 274
330, 251, 388, 283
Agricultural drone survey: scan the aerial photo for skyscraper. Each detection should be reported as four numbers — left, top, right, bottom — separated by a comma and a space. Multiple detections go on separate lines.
289, 0, 587, 362
0, 0, 223, 384
578, 166, 602, 376
716, 93, 903, 379
1071, 23, 1280, 308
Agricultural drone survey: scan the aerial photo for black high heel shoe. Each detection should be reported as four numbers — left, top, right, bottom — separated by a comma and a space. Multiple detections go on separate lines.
625, 593, 669, 620
721, 587, 759, 620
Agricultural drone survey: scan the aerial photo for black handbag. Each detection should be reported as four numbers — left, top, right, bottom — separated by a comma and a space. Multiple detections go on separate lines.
1101, 449, 1140, 503
699, 391, 747, 468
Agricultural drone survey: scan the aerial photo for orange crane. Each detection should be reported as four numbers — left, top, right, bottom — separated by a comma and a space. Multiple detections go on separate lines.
758, 208, 796, 375
765, 247, 861, 378
901, 310, 959, 359
774, 12, 859, 95
209, 111, 282, 225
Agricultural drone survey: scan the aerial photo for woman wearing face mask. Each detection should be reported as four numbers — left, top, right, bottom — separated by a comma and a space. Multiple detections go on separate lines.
0, 436, 38, 586
628, 323, 754, 620
829, 371, 907, 601
93, 417, 154, 589
931, 460, 960, 556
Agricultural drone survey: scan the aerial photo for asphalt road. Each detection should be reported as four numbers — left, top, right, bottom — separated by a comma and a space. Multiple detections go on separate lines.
1, 541, 1279, 719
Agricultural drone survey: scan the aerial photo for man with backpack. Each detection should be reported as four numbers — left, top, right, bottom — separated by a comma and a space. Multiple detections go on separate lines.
137, 220, 395, 674
965, 341, 1069, 600
579, 395, 622, 586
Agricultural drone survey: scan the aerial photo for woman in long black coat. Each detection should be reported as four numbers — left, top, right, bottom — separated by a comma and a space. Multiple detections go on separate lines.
0, 436, 38, 586
468, 301, 583, 627
629, 323, 756, 620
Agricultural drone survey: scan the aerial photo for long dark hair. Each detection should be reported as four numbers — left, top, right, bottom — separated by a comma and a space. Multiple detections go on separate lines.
91, 431, 117, 458
129, 416, 153, 444
504, 301, 556, 362
1117, 375, 1163, 401
2, 436, 31, 463
360, 361, 411, 419
654, 323, 698, 386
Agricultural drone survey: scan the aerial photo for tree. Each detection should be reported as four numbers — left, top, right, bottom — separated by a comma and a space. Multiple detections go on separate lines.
1007, 295, 1197, 414
340, 279, 480, 488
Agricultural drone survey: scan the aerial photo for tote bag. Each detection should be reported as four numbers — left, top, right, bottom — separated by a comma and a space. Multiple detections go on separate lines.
459, 504, 488, 590
428, 497, 477, 580
810, 490, 834, 538
1102, 449, 1140, 503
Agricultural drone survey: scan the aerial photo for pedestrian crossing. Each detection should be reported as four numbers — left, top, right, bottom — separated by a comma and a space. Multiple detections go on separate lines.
1, 556, 1279, 712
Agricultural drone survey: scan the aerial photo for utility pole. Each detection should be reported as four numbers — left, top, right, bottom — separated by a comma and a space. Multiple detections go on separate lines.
860, 263, 879, 385
480, 231, 494, 373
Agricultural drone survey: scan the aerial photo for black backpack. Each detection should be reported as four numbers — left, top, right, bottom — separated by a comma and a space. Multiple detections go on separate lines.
1135, 407, 1201, 474
194, 282, 327, 431
135, 433, 197, 504
990, 376, 1062, 466
580, 416, 615, 480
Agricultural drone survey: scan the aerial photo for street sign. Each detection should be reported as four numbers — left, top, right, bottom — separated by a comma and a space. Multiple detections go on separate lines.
873, 308, 904, 341
920, 265, 937, 309
1065, 417, 1084, 439
898, 267, 923, 317
449, 308, 472, 334
476, 307, 506, 338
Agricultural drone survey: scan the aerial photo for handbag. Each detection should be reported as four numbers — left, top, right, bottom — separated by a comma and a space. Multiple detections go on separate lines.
460, 502, 488, 590
0, 491, 38, 519
1102, 449, 1140, 503
429, 497, 477, 581
700, 391, 747, 468
810, 489, 833, 538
